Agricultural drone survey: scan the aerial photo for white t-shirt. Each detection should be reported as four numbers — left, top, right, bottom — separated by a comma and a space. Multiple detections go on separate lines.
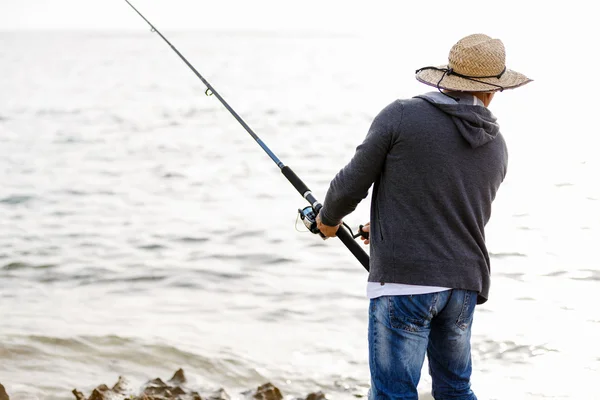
367, 282, 451, 299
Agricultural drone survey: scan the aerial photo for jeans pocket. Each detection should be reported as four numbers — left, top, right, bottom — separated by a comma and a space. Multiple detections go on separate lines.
455, 290, 477, 331
388, 295, 432, 333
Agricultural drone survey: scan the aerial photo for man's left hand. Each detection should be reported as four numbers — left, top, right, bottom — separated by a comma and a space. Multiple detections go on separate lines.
316, 213, 341, 237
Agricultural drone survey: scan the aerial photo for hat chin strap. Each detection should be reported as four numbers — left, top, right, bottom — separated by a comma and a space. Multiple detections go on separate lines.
416, 66, 506, 102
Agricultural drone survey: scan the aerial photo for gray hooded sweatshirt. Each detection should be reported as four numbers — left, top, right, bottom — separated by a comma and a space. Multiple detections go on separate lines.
320, 92, 507, 304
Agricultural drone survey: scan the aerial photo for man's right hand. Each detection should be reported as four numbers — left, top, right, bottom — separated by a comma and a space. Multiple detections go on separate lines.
316, 213, 341, 238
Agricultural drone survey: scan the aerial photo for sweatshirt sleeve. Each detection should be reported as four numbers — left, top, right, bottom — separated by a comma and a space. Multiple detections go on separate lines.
319, 101, 402, 226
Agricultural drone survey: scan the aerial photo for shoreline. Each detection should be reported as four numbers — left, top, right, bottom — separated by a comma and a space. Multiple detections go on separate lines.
1, 370, 329, 400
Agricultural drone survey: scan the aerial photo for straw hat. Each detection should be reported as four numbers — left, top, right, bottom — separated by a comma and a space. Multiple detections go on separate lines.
415, 34, 532, 92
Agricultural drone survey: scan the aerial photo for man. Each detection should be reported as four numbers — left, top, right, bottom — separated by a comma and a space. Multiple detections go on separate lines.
316, 34, 532, 399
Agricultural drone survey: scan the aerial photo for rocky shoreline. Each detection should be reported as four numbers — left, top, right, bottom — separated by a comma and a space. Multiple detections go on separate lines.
1, 370, 328, 400
0, 384, 9, 400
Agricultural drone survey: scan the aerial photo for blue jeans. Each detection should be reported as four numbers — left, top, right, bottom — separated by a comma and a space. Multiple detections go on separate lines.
368, 290, 478, 400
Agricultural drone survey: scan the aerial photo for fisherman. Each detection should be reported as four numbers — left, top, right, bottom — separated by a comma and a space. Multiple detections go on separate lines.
316, 34, 532, 399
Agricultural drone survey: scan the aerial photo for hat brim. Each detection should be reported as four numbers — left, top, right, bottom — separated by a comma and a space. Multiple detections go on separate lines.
416, 64, 532, 92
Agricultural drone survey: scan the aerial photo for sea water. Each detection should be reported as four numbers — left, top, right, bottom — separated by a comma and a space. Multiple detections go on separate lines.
0, 31, 598, 399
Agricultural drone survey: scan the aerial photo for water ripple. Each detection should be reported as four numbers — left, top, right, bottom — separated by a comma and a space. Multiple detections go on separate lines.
489, 252, 527, 259
2, 261, 57, 270
475, 339, 559, 363
0, 195, 35, 205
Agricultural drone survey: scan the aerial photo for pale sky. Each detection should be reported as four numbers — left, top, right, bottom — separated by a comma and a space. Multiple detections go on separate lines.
3, 0, 405, 32
0, 0, 596, 38
1, 0, 598, 93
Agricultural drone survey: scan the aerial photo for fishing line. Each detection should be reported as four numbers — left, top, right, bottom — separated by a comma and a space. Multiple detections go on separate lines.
123, 0, 369, 271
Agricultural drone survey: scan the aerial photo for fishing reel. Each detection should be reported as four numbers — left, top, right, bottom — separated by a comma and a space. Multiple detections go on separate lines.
298, 206, 369, 241
298, 206, 326, 239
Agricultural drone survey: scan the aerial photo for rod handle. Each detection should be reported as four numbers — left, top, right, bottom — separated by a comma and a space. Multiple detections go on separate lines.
281, 166, 310, 196
336, 225, 370, 271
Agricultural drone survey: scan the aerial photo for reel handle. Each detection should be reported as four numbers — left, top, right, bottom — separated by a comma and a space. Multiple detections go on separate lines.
353, 224, 370, 240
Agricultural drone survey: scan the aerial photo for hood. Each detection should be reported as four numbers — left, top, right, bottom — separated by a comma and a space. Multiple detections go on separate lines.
415, 91, 500, 148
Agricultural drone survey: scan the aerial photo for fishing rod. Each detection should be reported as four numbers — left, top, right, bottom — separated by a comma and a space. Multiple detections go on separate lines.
123, 0, 370, 271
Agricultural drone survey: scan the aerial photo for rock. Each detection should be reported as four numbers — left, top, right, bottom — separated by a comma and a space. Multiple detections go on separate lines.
112, 376, 135, 395
168, 369, 187, 386
145, 378, 168, 388
72, 389, 86, 400
305, 392, 327, 400
142, 374, 194, 399
250, 383, 282, 400
208, 388, 230, 400
88, 388, 106, 400
71, 369, 323, 400
0, 384, 9, 400
71, 369, 208, 400
88, 389, 102, 400
89, 384, 126, 400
